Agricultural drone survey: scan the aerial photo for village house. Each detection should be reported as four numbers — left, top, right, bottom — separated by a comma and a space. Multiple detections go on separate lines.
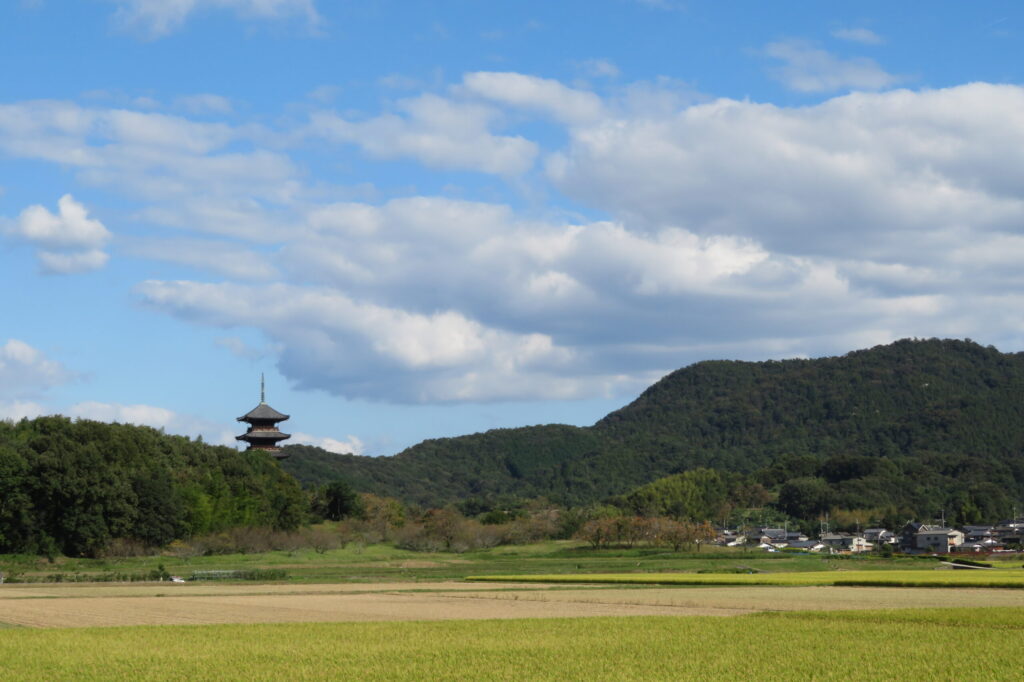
962, 525, 995, 543
914, 527, 964, 553
863, 528, 896, 545
820, 533, 873, 553
993, 520, 1024, 546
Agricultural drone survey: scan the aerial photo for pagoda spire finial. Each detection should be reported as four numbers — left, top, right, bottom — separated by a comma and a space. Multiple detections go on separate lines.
260, 373, 265, 404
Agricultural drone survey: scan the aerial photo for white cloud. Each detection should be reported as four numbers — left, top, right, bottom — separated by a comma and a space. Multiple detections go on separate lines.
547, 83, 1024, 264
125, 238, 279, 280
8, 74, 1024, 407
70, 400, 178, 428
285, 196, 779, 310
110, 0, 321, 39
12, 194, 110, 250
763, 40, 903, 92
67, 400, 237, 445
7, 195, 111, 274
292, 432, 363, 455
135, 279, 604, 402
129, 190, 887, 403
0, 401, 46, 422
832, 28, 884, 45
309, 94, 537, 175
0, 340, 74, 400
0, 101, 301, 246
461, 72, 605, 124
0, 102, 293, 206
37, 248, 110, 274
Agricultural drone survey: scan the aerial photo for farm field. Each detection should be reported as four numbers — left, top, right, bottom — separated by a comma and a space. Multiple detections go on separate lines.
3, 545, 1024, 679
3, 580, 1024, 628
2, 609, 1023, 680
470, 568, 1024, 588
0, 541, 943, 584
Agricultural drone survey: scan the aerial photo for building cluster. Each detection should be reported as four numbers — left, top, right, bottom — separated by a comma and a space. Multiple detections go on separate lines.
714, 519, 1024, 555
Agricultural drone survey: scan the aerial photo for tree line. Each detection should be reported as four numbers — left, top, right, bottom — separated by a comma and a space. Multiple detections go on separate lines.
0, 417, 307, 557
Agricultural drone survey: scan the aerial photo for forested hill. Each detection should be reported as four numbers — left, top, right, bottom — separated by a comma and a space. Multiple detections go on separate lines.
0, 417, 306, 556
281, 338, 1024, 515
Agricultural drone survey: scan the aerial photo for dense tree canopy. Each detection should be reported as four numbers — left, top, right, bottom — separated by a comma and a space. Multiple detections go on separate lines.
0, 417, 305, 556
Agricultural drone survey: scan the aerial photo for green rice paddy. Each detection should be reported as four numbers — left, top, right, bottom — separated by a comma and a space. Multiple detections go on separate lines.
468, 568, 1024, 588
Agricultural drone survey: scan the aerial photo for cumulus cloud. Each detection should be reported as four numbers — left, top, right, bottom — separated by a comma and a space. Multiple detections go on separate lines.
36, 249, 110, 274
7, 74, 1024, 405
12, 194, 109, 249
763, 40, 903, 92
7, 195, 111, 274
286, 197, 775, 312
292, 432, 364, 455
135, 279, 614, 402
110, 0, 321, 39
0, 339, 74, 400
0, 401, 46, 422
68, 400, 237, 445
0, 102, 285, 196
96, 80, 1024, 401
0, 101, 300, 242
548, 83, 1024, 263
309, 94, 537, 175
125, 238, 279, 280
130, 191, 921, 403
461, 72, 605, 124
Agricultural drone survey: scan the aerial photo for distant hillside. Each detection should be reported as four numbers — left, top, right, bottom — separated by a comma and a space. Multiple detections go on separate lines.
281, 339, 1024, 520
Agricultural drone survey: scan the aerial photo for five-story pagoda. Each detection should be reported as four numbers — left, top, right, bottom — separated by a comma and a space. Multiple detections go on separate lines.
236, 374, 291, 459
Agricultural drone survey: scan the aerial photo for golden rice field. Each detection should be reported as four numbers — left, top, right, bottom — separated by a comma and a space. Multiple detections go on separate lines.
5, 581, 1024, 628
2, 608, 1023, 681
468, 568, 1024, 588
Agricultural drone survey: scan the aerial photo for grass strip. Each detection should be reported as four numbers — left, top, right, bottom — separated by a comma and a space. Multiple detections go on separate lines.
466, 570, 1024, 588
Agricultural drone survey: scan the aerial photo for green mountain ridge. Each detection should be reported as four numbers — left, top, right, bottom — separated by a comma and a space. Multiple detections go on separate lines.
281, 338, 1024, 518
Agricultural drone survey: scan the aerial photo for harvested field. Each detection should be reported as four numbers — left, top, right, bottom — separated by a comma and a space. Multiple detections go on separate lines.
4, 581, 1024, 628
0, 586, 693, 628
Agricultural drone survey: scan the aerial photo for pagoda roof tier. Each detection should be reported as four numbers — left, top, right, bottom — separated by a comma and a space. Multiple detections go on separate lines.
237, 402, 289, 422
236, 430, 291, 443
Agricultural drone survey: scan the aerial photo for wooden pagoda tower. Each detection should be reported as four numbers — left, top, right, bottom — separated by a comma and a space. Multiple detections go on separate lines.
236, 374, 291, 459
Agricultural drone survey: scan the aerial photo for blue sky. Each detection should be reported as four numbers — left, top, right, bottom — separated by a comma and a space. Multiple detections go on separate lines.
2, 1, 1023, 456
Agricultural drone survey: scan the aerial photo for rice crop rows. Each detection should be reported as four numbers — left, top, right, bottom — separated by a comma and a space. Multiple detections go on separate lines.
1, 608, 1022, 680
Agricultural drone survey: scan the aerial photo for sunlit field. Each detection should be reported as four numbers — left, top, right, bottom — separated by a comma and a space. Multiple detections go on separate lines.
4, 544, 1024, 679
1, 609, 1023, 681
